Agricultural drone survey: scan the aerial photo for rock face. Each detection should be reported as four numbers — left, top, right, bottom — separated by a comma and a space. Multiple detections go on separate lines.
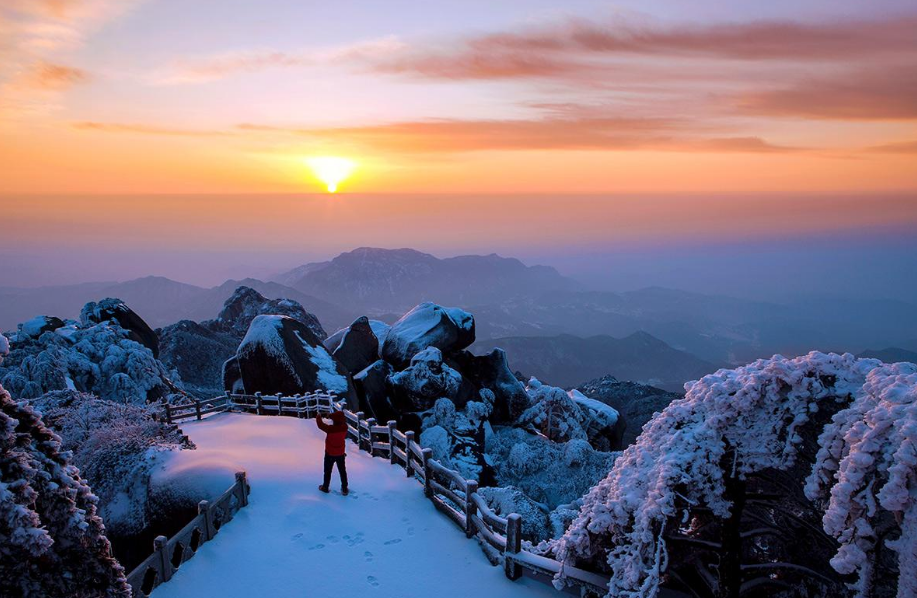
324, 319, 390, 354
576, 375, 681, 445
232, 315, 356, 406
449, 349, 529, 423
332, 316, 379, 376
390, 347, 466, 413
81, 298, 160, 358
381, 302, 475, 368
353, 359, 394, 422
205, 286, 326, 341
18, 315, 66, 339
158, 286, 328, 398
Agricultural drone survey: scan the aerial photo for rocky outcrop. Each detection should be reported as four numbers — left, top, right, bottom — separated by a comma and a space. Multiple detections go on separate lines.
81, 298, 160, 358
390, 347, 467, 413
353, 359, 395, 422
205, 286, 326, 340
18, 315, 66, 339
324, 319, 390, 354
332, 316, 379, 376
576, 375, 681, 445
232, 315, 356, 407
381, 303, 475, 368
157, 320, 238, 398
449, 349, 529, 423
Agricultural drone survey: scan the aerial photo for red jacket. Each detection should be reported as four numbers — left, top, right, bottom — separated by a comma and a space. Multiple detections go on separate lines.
316, 411, 348, 456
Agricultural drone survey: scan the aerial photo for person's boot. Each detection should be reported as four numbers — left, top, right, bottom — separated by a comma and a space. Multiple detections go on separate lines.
318, 485, 329, 493
342, 487, 349, 496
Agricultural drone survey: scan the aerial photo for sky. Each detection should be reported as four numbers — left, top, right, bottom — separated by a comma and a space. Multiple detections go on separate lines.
0, 0, 916, 296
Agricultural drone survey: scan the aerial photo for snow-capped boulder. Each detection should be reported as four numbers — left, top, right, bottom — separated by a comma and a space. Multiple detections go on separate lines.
449, 348, 530, 422
222, 356, 244, 394
81, 298, 160, 358
332, 316, 379, 376
353, 359, 395, 422
567, 389, 625, 451
18, 315, 66, 339
324, 319, 390, 354
420, 398, 492, 484
389, 347, 466, 413
576, 374, 681, 445
205, 285, 326, 341
381, 302, 475, 368
233, 315, 356, 406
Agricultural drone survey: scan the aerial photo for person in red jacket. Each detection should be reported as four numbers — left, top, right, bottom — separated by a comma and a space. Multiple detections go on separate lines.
316, 410, 349, 495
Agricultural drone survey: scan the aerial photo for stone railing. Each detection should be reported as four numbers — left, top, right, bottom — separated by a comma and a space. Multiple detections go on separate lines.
125, 471, 250, 597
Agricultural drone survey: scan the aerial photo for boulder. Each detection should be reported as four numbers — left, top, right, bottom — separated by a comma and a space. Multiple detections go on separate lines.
81, 298, 159, 357
381, 303, 474, 368
576, 375, 681, 445
233, 315, 356, 407
157, 320, 238, 398
324, 319, 391, 354
568, 389, 626, 451
353, 359, 395, 422
389, 347, 467, 413
449, 349, 530, 423
207, 286, 326, 341
19, 315, 66, 339
332, 316, 379, 376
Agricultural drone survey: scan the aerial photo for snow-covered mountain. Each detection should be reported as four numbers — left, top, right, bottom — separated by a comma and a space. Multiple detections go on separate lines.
273, 247, 578, 313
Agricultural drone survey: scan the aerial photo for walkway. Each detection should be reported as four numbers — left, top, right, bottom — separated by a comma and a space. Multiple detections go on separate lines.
152, 412, 561, 598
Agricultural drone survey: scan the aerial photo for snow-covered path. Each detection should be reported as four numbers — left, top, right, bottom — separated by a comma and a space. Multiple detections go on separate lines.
152, 413, 560, 598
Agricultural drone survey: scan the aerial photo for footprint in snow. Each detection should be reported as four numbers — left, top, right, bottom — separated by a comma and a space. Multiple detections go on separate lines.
291, 532, 303, 540
383, 538, 402, 545
308, 543, 325, 551
407, 527, 415, 536
367, 576, 380, 587
364, 551, 373, 562
326, 535, 339, 543
345, 533, 364, 547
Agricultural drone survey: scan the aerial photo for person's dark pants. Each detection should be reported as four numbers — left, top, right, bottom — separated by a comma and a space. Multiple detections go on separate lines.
323, 453, 347, 490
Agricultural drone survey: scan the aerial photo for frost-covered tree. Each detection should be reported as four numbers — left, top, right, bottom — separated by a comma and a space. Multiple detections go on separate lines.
554, 352, 902, 598
805, 362, 917, 598
0, 377, 130, 597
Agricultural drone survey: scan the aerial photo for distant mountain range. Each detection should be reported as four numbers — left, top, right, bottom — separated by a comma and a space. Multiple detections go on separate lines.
473, 332, 721, 392
2, 247, 915, 389
273, 247, 577, 313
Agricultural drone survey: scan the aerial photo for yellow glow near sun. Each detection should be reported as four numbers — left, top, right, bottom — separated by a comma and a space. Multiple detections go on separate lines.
306, 156, 356, 193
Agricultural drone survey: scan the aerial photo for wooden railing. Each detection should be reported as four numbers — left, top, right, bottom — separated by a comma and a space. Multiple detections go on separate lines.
126, 471, 250, 598
161, 393, 610, 596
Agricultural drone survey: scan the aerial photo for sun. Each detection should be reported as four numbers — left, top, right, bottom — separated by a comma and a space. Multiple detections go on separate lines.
305, 156, 356, 193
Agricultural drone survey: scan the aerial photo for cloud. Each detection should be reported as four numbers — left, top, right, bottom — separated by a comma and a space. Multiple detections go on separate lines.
369, 16, 917, 81
866, 140, 917, 154
736, 68, 917, 120
71, 122, 232, 137
149, 36, 406, 85
23, 61, 88, 90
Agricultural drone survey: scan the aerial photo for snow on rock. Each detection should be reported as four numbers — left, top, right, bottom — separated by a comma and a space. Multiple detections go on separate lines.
0, 332, 8, 360
81, 298, 160, 358
0, 313, 185, 405
420, 398, 490, 483
554, 352, 881, 598
450, 348, 530, 423
805, 361, 917, 598
478, 485, 551, 541
324, 319, 390, 354
206, 285, 326, 341
568, 390, 625, 451
18, 315, 65, 339
233, 315, 356, 405
518, 378, 589, 444
151, 413, 559, 598
381, 302, 475, 368
390, 347, 465, 412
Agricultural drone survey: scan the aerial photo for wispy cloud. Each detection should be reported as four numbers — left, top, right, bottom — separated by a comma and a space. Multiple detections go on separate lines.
866, 140, 917, 154
71, 121, 232, 137
149, 36, 406, 85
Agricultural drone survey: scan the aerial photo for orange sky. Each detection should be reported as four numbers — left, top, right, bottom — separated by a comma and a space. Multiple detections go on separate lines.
1, 1, 916, 197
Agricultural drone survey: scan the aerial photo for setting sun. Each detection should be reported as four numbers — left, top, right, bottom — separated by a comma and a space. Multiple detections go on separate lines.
306, 156, 356, 193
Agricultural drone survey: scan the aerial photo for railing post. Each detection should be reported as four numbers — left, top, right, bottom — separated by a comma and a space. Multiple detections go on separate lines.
224, 390, 232, 412
365, 418, 377, 454
355, 412, 364, 448
504, 514, 522, 580
164, 404, 172, 424
234, 471, 249, 506
255, 392, 263, 415
404, 431, 415, 478
154, 535, 171, 582
279, 393, 286, 416
195, 400, 202, 421
465, 480, 478, 538
422, 448, 433, 498
198, 500, 214, 541
387, 420, 397, 464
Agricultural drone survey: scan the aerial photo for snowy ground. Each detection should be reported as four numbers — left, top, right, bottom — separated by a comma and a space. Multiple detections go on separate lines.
152, 413, 561, 598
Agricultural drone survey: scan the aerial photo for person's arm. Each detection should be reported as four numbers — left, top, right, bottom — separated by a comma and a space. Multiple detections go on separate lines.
315, 415, 329, 432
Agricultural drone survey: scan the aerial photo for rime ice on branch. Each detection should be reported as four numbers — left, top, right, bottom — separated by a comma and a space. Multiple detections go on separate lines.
554, 352, 915, 598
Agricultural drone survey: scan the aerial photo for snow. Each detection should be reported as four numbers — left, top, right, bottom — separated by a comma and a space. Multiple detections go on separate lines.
19, 316, 52, 338
151, 413, 559, 598
568, 390, 619, 426
296, 331, 349, 393
0, 332, 8, 359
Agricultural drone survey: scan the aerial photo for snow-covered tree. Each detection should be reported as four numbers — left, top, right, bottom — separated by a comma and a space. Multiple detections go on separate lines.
554, 352, 891, 598
805, 362, 917, 598
0, 379, 130, 597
